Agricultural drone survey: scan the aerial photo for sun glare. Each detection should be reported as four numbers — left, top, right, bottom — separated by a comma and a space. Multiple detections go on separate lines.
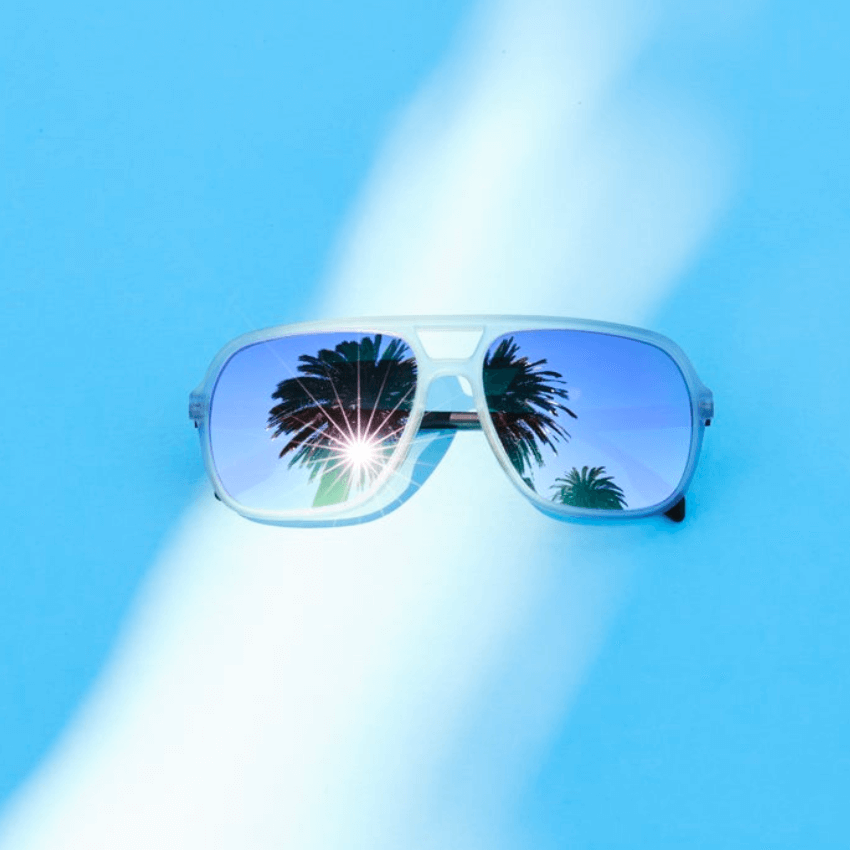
342, 434, 381, 469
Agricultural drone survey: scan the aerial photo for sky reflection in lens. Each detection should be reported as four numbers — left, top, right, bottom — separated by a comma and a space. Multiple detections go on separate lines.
484, 330, 692, 510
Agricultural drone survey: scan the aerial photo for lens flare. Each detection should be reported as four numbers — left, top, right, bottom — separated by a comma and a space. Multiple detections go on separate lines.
342, 433, 381, 470
314, 425, 396, 500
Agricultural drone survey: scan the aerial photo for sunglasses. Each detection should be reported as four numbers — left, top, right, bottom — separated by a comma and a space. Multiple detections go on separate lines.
189, 316, 713, 526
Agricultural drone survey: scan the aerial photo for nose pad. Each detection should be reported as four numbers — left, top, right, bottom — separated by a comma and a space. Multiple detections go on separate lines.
424, 376, 475, 413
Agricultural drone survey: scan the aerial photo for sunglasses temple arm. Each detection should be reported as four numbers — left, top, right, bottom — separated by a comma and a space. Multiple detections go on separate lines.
418, 411, 482, 431
664, 496, 685, 523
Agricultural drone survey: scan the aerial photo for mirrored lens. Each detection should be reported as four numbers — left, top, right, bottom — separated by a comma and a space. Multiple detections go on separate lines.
483, 330, 692, 511
209, 332, 417, 512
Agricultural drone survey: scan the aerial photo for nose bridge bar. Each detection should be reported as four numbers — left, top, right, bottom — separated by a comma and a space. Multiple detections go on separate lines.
415, 326, 485, 361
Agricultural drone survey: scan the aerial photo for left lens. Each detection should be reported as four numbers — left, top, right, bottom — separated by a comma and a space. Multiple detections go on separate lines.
209, 332, 417, 513
482, 329, 693, 512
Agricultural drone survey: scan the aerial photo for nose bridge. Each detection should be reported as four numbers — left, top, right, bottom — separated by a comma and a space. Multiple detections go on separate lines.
415, 327, 484, 363
418, 370, 482, 432
414, 327, 484, 392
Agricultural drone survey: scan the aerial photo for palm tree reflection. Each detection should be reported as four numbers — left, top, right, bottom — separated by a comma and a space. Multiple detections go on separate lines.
267, 335, 416, 507
267, 333, 593, 508
551, 465, 627, 510
483, 336, 577, 488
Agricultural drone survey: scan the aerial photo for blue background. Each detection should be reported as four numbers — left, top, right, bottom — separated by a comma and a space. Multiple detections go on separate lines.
0, 0, 466, 800
2, 0, 849, 845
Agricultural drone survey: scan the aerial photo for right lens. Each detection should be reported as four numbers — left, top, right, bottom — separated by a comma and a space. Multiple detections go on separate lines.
483, 329, 693, 512
209, 332, 418, 513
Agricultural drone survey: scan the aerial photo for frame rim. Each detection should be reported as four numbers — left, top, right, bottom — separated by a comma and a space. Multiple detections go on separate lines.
190, 315, 712, 525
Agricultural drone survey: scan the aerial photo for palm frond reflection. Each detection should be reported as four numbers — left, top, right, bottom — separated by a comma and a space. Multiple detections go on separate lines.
483, 335, 577, 487
551, 465, 627, 510
267, 335, 417, 507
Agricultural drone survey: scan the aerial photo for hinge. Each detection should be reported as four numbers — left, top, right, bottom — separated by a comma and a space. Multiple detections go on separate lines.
188, 391, 207, 427
698, 389, 714, 425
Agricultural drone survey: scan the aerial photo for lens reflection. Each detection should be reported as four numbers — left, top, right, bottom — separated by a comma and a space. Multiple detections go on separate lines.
210, 333, 417, 511
483, 330, 692, 511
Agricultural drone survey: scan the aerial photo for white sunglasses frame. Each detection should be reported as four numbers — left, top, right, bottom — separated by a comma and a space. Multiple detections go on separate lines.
189, 315, 714, 526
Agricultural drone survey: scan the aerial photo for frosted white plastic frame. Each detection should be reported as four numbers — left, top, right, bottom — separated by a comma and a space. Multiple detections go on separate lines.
190, 316, 714, 526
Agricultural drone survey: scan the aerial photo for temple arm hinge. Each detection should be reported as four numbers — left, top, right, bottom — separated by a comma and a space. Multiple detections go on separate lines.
188, 392, 206, 428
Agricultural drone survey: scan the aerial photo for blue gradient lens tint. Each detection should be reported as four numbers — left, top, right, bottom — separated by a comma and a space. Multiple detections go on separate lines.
483, 330, 693, 512
209, 333, 417, 512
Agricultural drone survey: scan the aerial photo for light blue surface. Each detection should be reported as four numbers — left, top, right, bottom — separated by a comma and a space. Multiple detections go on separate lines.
2, 1, 849, 846
0, 0, 468, 803
516, 6, 850, 846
